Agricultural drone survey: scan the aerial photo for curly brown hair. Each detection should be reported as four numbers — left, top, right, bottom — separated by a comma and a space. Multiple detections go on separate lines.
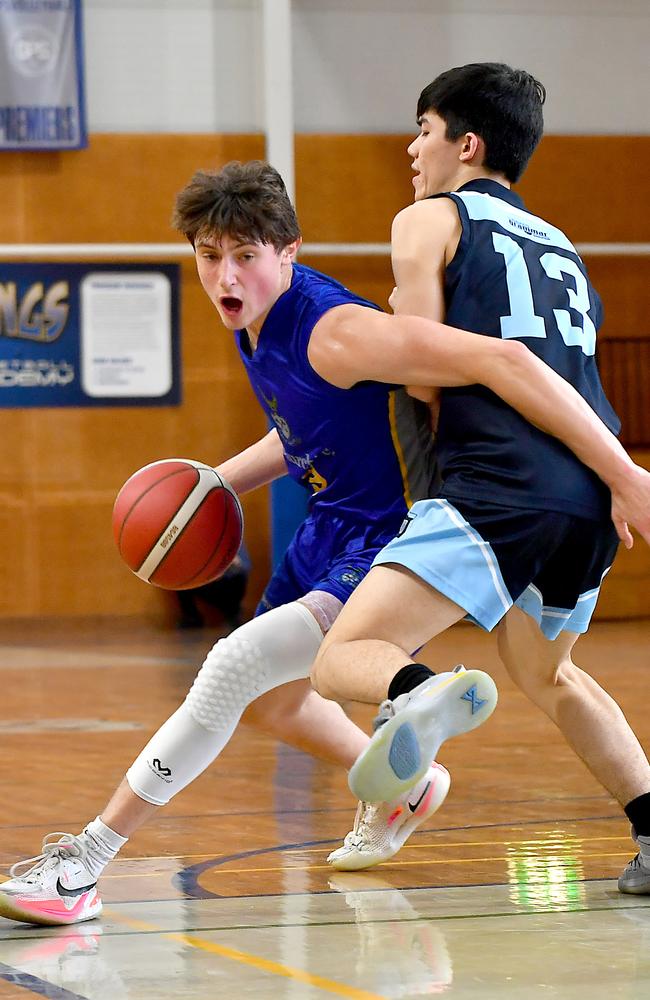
172, 160, 301, 249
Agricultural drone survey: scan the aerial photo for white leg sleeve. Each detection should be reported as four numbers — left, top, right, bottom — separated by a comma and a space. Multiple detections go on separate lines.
126, 601, 323, 805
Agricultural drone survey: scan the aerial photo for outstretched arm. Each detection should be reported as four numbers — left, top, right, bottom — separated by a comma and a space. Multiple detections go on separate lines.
308, 305, 650, 547
216, 428, 287, 495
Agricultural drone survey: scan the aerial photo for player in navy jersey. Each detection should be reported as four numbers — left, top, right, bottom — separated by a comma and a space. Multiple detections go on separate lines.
3, 158, 650, 927
313, 62, 650, 886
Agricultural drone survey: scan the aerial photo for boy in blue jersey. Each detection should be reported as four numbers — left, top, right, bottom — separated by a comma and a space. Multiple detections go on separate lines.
312, 62, 650, 890
3, 158, 650, 927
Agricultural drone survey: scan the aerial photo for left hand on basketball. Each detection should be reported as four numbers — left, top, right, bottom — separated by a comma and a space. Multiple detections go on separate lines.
610, 462, 650, 549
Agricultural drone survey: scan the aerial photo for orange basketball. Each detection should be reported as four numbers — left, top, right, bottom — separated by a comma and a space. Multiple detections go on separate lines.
112, 459, 243, 590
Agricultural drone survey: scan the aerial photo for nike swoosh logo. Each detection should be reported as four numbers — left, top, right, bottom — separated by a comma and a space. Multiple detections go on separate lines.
408, 780, 431, 813
56, 877, 96, 898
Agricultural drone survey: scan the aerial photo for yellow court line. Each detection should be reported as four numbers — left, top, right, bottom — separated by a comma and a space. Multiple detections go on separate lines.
285, 834, 632, 856
200, 851, 633, 876
106, 910, 385, 1000
1, 837, 630, 877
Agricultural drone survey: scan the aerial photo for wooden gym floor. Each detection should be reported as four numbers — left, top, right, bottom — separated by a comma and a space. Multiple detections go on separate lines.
0, 616, 649, 999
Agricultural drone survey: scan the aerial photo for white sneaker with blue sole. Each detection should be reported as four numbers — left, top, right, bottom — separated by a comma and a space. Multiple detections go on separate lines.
348, 666, 498, 803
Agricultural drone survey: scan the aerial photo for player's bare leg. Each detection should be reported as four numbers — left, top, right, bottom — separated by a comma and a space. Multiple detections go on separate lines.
496, 605, 650, 894
312, 564, 467, 704
496, 606, 650, 804
312, 565, 498, 802
241, 679, 369, 767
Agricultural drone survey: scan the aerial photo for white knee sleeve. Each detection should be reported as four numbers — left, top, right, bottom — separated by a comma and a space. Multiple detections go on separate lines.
126, 602, 323, 805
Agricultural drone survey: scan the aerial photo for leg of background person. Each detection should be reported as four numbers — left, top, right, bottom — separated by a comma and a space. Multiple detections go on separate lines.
496, 605, 650, 804
312, 564, 467, 704
241, 679, 369, 767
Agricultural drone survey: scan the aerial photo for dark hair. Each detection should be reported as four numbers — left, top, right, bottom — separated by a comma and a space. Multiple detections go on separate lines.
172, 160, 301, 249
417, 62, 545, 182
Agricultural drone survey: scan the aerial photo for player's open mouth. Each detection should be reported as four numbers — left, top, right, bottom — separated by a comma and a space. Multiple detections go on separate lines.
220, 296, 243, 316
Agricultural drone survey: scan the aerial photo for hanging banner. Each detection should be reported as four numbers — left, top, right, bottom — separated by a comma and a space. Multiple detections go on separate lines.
0, 263, 181, 407
0, 0, 87, 150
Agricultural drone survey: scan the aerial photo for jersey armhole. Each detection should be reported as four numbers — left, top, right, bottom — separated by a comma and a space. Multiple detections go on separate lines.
427, 192, 472, 277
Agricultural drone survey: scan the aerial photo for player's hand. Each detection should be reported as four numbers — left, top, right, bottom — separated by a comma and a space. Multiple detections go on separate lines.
388, 286, 398, 312
610, 462, 650, 549
406, 384, 438, 403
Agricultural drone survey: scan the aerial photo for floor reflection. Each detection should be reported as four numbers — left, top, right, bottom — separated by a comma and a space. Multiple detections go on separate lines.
329, 872, 454, 996
506, 828, 587, 910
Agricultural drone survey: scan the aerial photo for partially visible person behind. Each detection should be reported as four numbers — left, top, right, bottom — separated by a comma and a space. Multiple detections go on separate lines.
311, 62, 650, 895
2, 152, 650, 927
176, 542, 251, 629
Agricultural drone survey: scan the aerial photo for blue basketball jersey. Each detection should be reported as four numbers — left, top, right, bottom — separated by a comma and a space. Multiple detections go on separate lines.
434, 179, 619, 520
236, 263, 436, 527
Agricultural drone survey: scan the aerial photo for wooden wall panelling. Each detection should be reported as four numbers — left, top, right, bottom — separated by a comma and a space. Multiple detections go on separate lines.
295, 134, 650, 244
2, 134, 649, 245
0, 135, 265, 243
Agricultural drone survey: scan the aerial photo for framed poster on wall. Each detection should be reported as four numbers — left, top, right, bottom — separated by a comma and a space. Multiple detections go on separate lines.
0, 263, 181, 407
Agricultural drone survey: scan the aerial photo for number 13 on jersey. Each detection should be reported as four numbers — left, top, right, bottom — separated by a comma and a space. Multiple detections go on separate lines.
492, 232, 597, 356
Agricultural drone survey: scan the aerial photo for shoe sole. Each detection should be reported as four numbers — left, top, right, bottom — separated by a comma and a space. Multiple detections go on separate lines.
618, 879, 650, 895
0, 889, 102, 927
348, 669, 497, 803
329, 764, 451, 871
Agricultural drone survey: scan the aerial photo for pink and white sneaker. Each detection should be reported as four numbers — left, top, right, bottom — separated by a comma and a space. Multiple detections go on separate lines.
0, 833, 102, 926
327, 762, 451, 871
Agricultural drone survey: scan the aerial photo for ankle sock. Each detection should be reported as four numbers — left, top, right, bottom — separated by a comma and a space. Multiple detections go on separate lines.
81, 816, 129, 879
624, 793, 650, 840
388, 663, 435, 702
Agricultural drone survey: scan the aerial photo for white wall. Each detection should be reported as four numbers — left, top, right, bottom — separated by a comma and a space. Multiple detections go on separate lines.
84, 0, 650, 133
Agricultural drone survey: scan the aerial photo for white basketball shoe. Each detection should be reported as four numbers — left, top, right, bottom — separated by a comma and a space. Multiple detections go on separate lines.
0, 833, 102, 926
328, 762, 451, 870
349, 666, 498, 804
618, 831, 650, 894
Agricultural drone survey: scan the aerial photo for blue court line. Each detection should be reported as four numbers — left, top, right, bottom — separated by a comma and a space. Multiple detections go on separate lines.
0, 962, 89, 999
174, 811, 625, 900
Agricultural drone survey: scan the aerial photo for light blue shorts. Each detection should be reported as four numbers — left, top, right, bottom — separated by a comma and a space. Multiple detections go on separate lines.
372, 497, 619, 640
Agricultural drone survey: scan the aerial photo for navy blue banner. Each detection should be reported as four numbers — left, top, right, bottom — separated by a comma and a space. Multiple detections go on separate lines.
0, 0, 86, 150
0, 263, 181, 407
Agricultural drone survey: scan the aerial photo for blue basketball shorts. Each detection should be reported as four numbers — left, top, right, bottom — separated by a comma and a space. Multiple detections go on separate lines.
256, 509, 401, 615
372, 496, 620, 639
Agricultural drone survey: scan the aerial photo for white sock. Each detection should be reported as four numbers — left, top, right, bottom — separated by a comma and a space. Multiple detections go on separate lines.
81, 815, 129, 879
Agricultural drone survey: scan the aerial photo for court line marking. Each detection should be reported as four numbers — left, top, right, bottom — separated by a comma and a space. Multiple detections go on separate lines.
4, 893, 648, 946
105, 897, 650, 934
282, 834, 633, 856
187, 850, 635, 877
0, 960, 89, 999
104, 911, 385, 1000
174, 816, 632, 899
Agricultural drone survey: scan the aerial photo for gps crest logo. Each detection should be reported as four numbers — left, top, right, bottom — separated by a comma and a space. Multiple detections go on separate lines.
0, 281, 69, 342
9, 26, 58, 78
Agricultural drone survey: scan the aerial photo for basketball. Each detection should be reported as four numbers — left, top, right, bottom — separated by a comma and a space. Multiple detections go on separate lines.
112, 459, 243, 590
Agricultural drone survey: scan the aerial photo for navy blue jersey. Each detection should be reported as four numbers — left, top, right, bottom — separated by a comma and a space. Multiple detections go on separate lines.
434, 179, 619, 520
236, 263, 436, 527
